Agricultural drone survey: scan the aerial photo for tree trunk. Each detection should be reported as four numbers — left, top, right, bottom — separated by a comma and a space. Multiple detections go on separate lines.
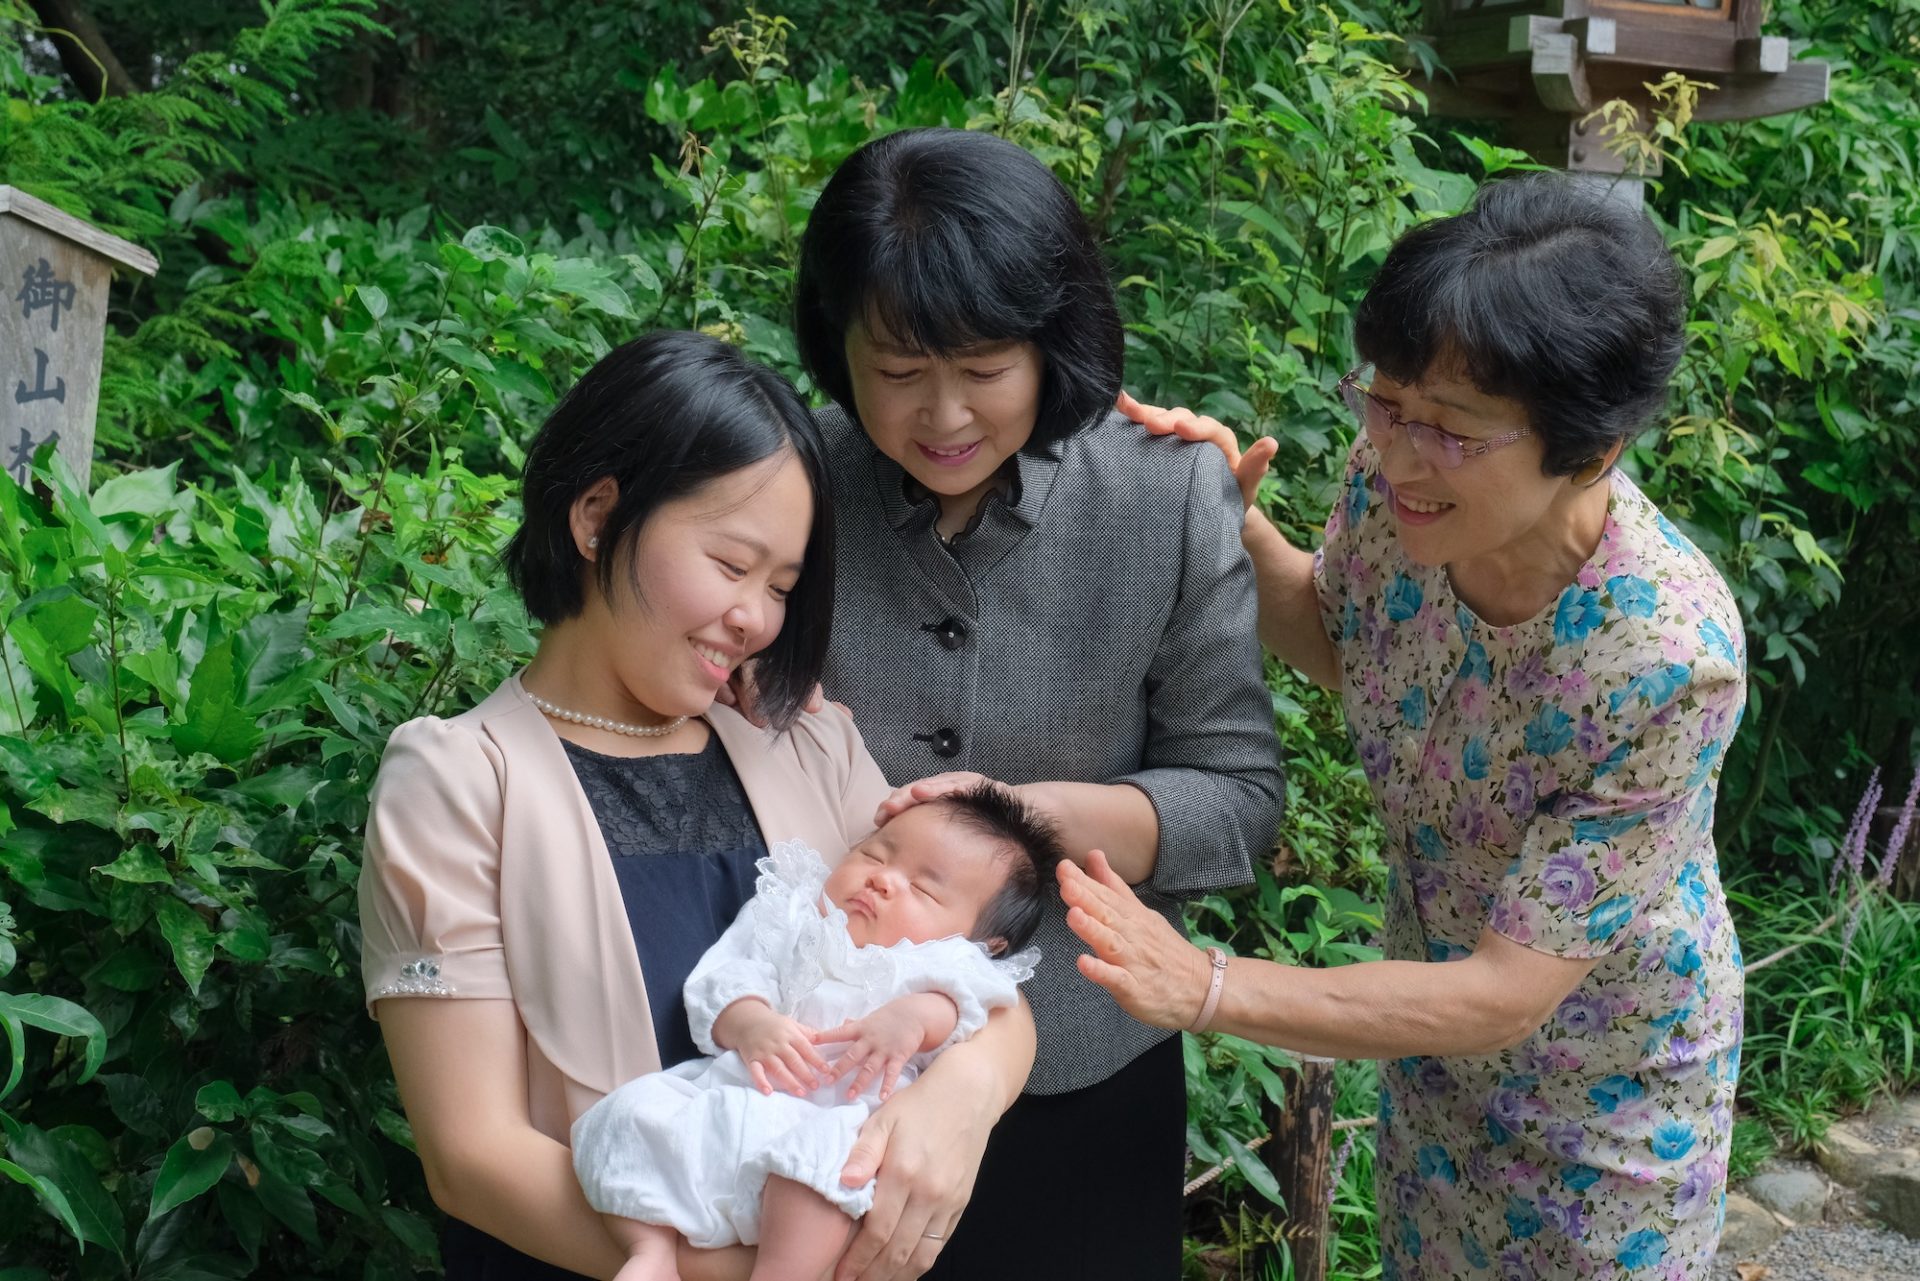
27, 0, 137, 101
1258, 1058, 1336, 1281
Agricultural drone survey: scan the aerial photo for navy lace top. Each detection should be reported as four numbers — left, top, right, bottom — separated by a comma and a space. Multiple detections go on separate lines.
561, 732, 766, 1068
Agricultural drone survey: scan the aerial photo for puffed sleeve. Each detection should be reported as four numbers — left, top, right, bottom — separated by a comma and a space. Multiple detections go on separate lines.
680, 842, 824, 1054
359, 718, 515, 1014
1489, 661, 1746, 959
1119, 447, 1284, 898
891, 940, 1031, 1055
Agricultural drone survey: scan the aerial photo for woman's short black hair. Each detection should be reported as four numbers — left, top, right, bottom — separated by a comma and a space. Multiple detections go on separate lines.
1352, 172, 1686, 476
794, 127, 1124, 449
942, 782, 1065, 955
503, 330, 834, 731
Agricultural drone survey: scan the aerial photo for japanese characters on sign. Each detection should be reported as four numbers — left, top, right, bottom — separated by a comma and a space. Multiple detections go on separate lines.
1, 186, 158, 490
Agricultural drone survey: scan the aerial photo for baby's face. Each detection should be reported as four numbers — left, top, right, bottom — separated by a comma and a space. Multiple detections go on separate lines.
825, 804, 1010, 950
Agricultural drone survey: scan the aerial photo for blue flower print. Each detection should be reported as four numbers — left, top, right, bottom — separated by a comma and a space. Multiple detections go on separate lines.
1346, 470, 1370, 527
1400, 684, 1428, 730
1415, 823, 1447, 862
1400, 1217, 1424, 1258
1340, 597, 1359, 641
1560, 1163, 1603, 1193
1572, 812, 1648, 843
1463, 1234, 1490, 1269
1524, 704, 1575, 755
1607, 574, 1659, 619
1608, 661, 1692, 715
1418, 1144, 1458, 1184
1463, 736, 1491, 780
1387, 572, 1425, 622
1664, 934, 1704, 978
1699, 617, 1739, 664
1588, 1074, 1645, 1114
1655, 508, 1691, 552
1678, 861, 1708, 914
1553, 586, 1607, 645
1460, 639, 1492, 685
1651, 1118, 1697, 1161
1585, 895, 1637, 945
1504, 1195, 1543, 1241
1428, 938, 1471, 962
1594, 738, 1634, 778
1616, 1229, 1669, 1270
1456, 604, 1477, 637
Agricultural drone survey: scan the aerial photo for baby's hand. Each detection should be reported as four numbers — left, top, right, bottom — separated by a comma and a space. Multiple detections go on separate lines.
814, 995, 956, 1102
721, 1001, 829, 1097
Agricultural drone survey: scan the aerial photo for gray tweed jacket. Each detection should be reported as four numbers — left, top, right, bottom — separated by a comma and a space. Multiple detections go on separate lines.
817, 404, 1284, 1095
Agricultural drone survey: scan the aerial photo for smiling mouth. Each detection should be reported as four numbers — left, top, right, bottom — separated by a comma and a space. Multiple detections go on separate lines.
690, 640, 738, 679
916, 440, 982, 466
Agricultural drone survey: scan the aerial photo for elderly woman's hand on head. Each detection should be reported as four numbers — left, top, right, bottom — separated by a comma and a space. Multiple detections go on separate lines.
1057, 850, 1213, 1030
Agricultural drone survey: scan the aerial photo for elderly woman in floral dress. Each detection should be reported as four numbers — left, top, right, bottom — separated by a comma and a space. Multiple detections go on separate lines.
1073, 173, 1748, 1279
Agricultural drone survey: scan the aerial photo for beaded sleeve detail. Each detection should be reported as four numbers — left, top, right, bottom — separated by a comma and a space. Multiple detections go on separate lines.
368, 955, 455, 1000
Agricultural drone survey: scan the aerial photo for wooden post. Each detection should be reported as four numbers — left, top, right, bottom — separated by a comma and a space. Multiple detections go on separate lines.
1, 186, 157, 490
1258, 1058, 1337, 1281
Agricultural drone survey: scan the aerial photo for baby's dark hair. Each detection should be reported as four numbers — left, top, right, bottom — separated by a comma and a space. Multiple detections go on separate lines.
938, 782, 1065, 955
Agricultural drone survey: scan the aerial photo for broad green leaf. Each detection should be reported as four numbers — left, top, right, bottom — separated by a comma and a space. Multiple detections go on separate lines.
0, 1008, 21, 1102
19, 589, 97, 657
0, 1156, 83, 1248
149, 1132, 233, 1218
1221, 1129, 1284, 1206
170, 635, 263, 764
195, 1080, 244, 1122
153, 899, 217, 994
0, 993, 106, 1082
355, 283, 389, 323
95, 844, 172, 885
2, 1123, 125, 1259
252, 1167, 318, 1244
92, 464, 181, 520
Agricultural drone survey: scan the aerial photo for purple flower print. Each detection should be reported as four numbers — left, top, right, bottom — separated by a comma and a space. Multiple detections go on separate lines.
1499, 1245, 1537, 1281
1560, 670, 1592, 701
1540, 1195, 1590, 1238
1673, 1159, 1716, 1219
1543, 1122, 1586, 1162
1490, 896, 1542, 946
1576, 715, 1610, 761
1361, 736, 1392, 781
1416, 1059, 1455, 1095
1450, 794, 1491, 845
1539, 850, 1598, 911
1555, 992, 1611, 1036
1393, 1171, 1423, 1215
1505, 763, 1537, 819
1486, 1088, 1537, 1133
1508, 651, 1551, 697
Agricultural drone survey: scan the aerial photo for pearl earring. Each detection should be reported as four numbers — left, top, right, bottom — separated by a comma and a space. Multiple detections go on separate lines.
587, 535, 599, 549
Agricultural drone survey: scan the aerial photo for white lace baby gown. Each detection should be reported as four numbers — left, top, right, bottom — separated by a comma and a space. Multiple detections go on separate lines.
570, 841, 1034, 1248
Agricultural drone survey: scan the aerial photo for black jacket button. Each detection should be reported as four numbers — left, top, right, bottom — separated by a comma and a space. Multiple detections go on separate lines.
915, 728, 963, 759
922, 618, 967, 651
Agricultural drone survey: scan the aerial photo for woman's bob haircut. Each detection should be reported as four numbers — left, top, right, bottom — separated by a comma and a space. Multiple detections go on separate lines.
503, 330, 834, 731
794, 127, 1124, 449
1353, 171, 1686, 477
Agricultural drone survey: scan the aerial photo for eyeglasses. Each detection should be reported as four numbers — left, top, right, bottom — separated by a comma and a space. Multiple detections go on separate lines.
1337, 365, 1532, 470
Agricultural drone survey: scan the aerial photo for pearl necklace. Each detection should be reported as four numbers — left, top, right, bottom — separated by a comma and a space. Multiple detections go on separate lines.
526, 691, 689, 739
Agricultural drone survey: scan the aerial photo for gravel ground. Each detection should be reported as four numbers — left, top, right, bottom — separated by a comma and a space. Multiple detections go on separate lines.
1710, 1224, 1920, 1281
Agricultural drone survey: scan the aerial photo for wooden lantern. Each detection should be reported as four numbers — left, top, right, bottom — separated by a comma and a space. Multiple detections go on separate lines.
1410, 1, 1830, 181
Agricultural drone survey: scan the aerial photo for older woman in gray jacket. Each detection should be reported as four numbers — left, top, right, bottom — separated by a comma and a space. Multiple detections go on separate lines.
788, 127, 1284, 1280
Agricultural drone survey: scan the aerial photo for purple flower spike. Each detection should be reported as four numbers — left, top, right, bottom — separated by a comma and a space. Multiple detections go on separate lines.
1833, 767, 1882, 894
1877, 760, 1920, 888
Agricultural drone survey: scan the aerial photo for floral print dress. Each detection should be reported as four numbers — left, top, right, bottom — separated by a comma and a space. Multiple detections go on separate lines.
1313, 439, 1748, 1280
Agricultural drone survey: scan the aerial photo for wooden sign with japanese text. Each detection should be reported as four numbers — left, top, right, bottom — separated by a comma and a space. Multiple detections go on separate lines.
0, 187, 157, 489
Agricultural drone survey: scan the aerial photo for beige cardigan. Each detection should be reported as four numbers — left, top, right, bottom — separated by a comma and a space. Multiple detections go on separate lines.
359, 674, 893, 1142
